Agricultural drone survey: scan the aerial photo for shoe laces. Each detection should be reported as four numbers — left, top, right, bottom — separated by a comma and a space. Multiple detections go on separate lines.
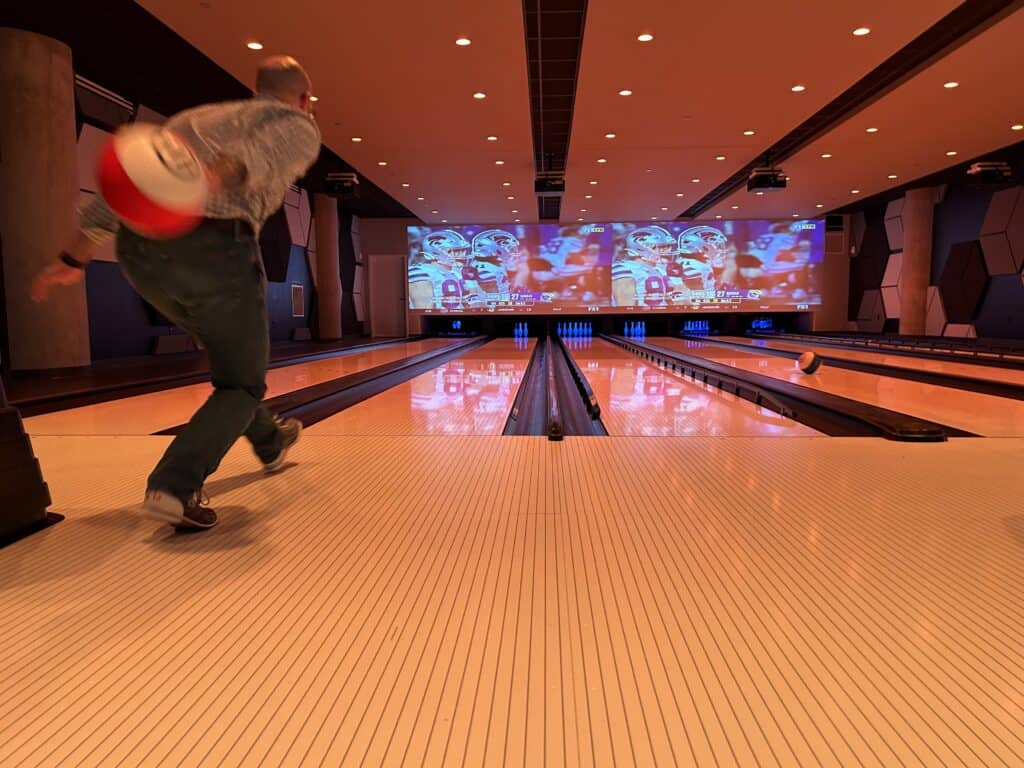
187, 489, 211, 508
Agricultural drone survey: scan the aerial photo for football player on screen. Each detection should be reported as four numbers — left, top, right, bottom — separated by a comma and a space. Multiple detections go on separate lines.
611, 225, 674, 307
464, 229, 517, 304
408, 229, 471, 310
677, 225, 736, 288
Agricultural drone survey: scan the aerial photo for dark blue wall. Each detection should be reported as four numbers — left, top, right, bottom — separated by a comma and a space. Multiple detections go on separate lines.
266, 245, 313, 342
86, 261, 154, 360
931, 185, 992, 284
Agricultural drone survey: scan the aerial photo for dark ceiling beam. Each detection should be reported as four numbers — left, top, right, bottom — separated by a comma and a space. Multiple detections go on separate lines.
682, 0, 1024, 219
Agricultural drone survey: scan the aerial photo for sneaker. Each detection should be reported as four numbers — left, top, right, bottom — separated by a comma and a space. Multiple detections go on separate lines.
143, 489, 218, 530
263, 417, 303, 474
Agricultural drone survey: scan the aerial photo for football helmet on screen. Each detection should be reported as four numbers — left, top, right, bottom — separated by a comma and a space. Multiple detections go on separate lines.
421, 229, 471, 268
471, 229, 521, 267
624, 225, 677, 265
678, 226, 729, 267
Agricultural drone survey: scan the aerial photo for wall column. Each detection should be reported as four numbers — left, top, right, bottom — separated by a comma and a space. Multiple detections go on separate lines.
0, 28, 89, 369
313, 193, 342, 340
899, 187, 935, 335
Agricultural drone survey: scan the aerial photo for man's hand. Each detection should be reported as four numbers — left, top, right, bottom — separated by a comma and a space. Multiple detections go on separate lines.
31, 261, 84, 302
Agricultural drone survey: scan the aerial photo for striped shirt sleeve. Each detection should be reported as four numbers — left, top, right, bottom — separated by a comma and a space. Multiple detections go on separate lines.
80, 193, 120, 245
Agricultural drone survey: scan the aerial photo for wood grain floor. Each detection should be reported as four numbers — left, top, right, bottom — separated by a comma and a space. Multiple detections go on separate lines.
2, 434, 1022, 766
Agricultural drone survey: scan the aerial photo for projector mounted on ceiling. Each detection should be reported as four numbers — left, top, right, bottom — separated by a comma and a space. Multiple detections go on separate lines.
535, 173, 565, 198
966, 161, 1012, 185
747, 166, 787, 192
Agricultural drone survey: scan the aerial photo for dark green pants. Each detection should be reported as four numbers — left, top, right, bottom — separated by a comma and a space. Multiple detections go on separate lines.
117, 224, 283, 501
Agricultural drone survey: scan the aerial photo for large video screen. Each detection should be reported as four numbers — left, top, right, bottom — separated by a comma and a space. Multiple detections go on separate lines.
407, 219, 824, 314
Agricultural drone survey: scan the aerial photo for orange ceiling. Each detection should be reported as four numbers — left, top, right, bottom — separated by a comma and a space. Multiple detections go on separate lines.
138, 0, 1023, 223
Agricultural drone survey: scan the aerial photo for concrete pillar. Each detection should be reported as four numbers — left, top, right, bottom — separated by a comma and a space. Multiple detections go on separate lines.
0, 28, 89, 369
313, 193, 342, 339
899, 188, 935, 335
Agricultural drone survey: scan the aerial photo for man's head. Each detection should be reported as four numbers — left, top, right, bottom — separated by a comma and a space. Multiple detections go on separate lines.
256, 56, 314, 114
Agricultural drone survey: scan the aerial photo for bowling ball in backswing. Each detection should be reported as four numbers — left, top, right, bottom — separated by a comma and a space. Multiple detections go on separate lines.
96, 123, 209, 239
797, 351, 822, 374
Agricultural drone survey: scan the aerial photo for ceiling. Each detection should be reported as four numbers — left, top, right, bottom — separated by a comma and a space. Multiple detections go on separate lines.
106, 2, 1024, 222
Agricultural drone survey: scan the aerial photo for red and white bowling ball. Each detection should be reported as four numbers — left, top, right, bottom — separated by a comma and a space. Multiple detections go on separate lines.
96, 123, 209, 239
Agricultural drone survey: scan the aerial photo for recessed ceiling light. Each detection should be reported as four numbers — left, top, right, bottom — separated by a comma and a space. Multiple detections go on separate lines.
756, 191, 765, 196
661, 207, 668, 211
821, 153, 833, 158
731, 205, 739, 210
675, 192, 684, 198
441, 219, 448, 223
377, 161, 387, 166
584, 194, 593, 199
743, 130, 756, 136
431, 210, 439, 214
1012, 124, 1024, 131
715, 215, 723, 220
580, 208, 587, 212
866, 127, 879, 133
309, 96, 319, 102
946, 150, 958, 156
791, 84, 806, 93
246, 42, 263, 50
487, 135, 498, 141
618, 89, 633, 96
816, 204, 824, 208
691, 178, 701, 183
502, 181, 511, 187
495, 160, 505, 165
851, 189, 861, 194
597, 158, 607, 163
887, 174, 898, 180
637, 33, 654, 42
514, 218, 521, 223
511, 209, 518, 213
416, 196, 425, 201
351, 137, 363, 142
943, 81, 959, 89
401, 182, 410, 187
651, 216, 658, 220
473, 92, 487, 99
715, 155, 726, 161
579, 218, 585, 222
852, 27, 871, 36
589, 180, 598, 185
507, 195, 515, 200
455, 37, 472, 46
605, 132, 617, 139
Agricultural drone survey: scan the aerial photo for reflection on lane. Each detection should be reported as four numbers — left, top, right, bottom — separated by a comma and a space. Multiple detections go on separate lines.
655, 336, 1024, 437
307, 338, 532, 436
565, 338, 818, 437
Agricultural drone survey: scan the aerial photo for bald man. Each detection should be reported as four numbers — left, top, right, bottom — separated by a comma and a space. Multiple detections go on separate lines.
32, 56, 322, 530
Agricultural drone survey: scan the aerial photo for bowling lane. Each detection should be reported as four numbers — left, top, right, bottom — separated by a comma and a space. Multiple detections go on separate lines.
717, 335, 1024, 386
653, 337, 1024, 437
22, 339, 457, 436
306, 338, 534, 436
569, 338, 820, 437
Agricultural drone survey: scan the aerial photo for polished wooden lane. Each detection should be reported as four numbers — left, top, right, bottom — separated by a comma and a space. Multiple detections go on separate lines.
306, 338, 534, 437
568, 338, 820, 437
2, 434, 1022, 766
717, 335, 1024, 386
653, 337, 1024, 437
21, 340, 456, 437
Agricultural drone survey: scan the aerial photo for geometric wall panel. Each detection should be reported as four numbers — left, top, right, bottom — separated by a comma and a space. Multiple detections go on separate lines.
925, 286, 947, 336
881, 251, 903, 288
937, 240, 988, 323
857, 288, 886, 332
134, 104, 167, 125
944, 323, 977, 338
975, 275, 1024, 339
850, 211, 867, 254
284, 203, 305, 247
979, 186, 1024, 275
884, 197, 905, 252
298, 189, 312, 246
881, 285, 901, 319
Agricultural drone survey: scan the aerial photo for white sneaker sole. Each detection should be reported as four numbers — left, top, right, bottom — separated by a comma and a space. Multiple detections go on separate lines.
142, 493, 184, 526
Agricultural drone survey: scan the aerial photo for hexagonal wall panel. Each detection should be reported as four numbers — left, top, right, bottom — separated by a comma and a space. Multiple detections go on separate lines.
975, 275, 1024, 339
925, 286, 946, 336
937, 240, 988, 323
884, 197, 905, 252
980, 187, 1023, 275
944, 324, 977, 338
881, 251, 903, 288
857, 289, 886, 332
881, 286, 901, 319
850, 211, 867, 255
